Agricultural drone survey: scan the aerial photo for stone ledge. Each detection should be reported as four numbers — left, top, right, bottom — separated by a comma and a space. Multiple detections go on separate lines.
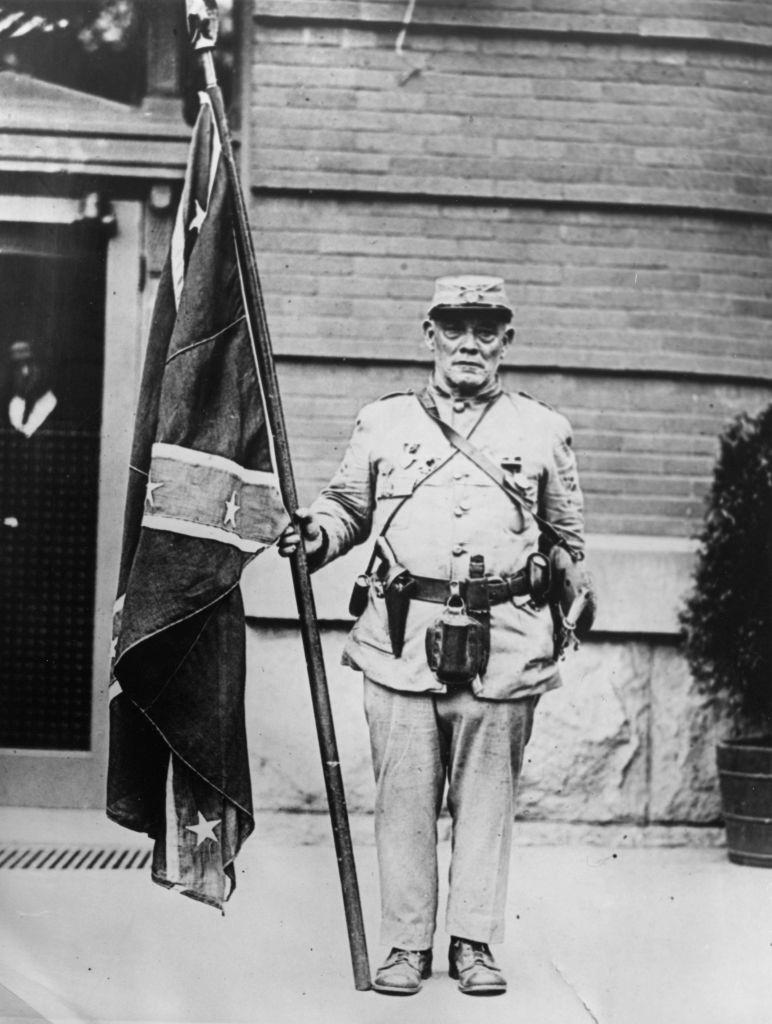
243, 533, 697, 635
253, 811, 725, 848
0, 805, 724, 850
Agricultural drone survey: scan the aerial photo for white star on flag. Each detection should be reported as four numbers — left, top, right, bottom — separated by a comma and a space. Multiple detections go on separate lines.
189, 199, 207, 234
223, 490, 240, 527
145, 477, 163, 508
185, 811, 221, 847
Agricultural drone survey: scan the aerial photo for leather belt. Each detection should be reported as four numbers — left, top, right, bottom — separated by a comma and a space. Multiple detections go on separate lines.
411, 570, 529, 606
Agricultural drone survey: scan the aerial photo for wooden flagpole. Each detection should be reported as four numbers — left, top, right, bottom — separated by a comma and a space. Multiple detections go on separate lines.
186, 2, 371, 991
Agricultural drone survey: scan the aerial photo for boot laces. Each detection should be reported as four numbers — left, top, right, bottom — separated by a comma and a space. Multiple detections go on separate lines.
390, 948, 423, 968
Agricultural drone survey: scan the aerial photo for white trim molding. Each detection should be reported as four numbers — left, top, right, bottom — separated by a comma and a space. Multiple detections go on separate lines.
242, 533, 699, 636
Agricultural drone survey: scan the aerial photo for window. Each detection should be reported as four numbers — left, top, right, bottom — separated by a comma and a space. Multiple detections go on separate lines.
0, 2, 145, 104
0, 1, 240, 112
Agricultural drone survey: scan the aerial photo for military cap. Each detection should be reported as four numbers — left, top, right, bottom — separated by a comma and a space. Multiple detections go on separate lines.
427, 275, 513, 321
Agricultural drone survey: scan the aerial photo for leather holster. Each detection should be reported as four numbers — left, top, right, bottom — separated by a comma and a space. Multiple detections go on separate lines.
383, 565, 416, 658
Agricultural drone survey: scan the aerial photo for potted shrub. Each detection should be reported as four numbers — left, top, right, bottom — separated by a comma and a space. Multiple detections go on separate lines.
680, 402, 772, 867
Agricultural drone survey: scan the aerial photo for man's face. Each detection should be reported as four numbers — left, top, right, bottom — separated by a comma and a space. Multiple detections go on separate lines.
423, 311, 513, 395
11, 356, 41, 400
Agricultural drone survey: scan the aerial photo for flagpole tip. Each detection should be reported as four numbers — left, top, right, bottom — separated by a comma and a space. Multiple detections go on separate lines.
187, 0, 219, 52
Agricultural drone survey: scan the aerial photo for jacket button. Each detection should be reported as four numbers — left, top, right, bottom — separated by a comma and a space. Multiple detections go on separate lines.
452, 543, 466, 556
453, 506, 466, 517
453, 400, 467, 413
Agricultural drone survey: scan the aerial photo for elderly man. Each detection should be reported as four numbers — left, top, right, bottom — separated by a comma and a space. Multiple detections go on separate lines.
280, 275, 589, 996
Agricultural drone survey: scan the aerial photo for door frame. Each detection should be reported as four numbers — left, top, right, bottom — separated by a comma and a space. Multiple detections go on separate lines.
0, 195, 145, 808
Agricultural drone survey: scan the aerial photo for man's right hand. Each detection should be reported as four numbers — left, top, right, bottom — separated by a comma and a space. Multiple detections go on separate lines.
277, 507, 324, 558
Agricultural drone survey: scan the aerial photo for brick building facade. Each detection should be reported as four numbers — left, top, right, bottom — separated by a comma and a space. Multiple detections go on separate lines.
1, 0, 770, 824
248, 2, 771, 533
238, 1, 772, 825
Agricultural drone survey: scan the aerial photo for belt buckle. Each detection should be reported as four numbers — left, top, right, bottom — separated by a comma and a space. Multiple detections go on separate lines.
446, 579, 465, 611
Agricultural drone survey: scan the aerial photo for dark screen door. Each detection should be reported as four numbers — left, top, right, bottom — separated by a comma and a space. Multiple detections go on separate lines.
0, 221, 106, 750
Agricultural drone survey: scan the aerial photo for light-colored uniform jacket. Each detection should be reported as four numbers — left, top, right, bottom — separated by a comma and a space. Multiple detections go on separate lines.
311, 380, 586, 701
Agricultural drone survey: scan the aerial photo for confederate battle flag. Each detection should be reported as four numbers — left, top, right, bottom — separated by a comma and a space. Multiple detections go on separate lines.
106, 92, 288, 910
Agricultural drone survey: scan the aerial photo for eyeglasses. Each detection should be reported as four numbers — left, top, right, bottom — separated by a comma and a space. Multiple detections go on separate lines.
434, 319, 505, 344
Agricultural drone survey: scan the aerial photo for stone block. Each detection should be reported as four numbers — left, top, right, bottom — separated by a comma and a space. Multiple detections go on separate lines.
519, 641, 650, 823
245, 626, 733, 825
246, 624, 375, 814
648, 646, 725, 823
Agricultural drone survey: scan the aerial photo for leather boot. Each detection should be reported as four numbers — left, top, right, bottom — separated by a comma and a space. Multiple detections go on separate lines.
448, 937, 507, 995
372, 947, 433, 995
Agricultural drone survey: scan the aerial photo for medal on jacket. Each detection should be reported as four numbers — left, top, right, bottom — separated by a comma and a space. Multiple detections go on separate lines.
400, 442, 420, 469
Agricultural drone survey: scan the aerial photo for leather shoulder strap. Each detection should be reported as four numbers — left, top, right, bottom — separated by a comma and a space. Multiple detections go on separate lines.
362, 391, 499, 575
416, 388, 570, 552
416, 389, 523, 496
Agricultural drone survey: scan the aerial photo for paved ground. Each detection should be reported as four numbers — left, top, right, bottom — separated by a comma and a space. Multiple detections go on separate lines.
0, 809, 771, 1024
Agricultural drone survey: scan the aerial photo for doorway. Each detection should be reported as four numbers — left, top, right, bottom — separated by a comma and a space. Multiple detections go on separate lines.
0, 221, 107, 750
0, 196, 144, 806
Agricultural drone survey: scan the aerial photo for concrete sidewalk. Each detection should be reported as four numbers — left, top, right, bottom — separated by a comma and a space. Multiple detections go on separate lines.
1, 810, 771, 1024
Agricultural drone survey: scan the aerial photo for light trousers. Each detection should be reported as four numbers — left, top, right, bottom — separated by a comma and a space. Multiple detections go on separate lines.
363, 677, 537, 949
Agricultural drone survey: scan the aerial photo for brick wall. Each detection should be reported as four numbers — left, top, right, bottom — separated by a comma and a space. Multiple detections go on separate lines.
237, 2, 772, 822
255, 198, 772, 377
251, 24, 772, 213
243, 4, 772, 541
274, 358, 766, 538
256, 1, 772, 47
